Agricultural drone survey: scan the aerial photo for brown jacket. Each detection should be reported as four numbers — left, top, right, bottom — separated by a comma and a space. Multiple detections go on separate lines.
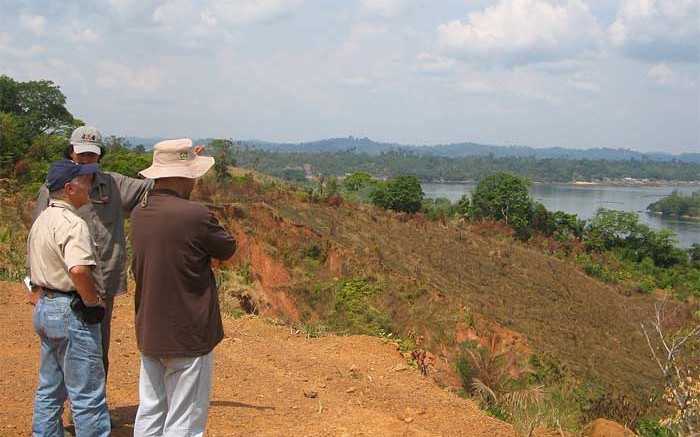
130, 189, 236, 358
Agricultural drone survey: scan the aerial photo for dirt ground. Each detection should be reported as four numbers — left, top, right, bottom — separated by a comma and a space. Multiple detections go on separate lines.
0, 281, 518, 437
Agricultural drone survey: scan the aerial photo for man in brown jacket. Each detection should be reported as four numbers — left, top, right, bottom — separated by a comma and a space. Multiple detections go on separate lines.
130, 138, 236, 436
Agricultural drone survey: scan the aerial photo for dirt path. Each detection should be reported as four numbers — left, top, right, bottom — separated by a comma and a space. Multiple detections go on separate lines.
0, 282, 517, 437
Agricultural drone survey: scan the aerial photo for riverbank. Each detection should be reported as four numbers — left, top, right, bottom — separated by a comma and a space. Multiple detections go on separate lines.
571, 179, 700, 187
428, 179, 700, 187
422, 182, 700, 248
648, 211, 700, 221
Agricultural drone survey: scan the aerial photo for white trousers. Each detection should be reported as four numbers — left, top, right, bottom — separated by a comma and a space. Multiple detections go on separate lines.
134, 352, 214, 437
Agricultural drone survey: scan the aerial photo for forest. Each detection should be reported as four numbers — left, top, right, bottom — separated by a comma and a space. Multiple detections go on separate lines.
648, 190, 700, 218
230, 145, 700, 183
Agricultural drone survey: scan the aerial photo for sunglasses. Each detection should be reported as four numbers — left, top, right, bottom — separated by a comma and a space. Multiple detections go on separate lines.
89, 183, 109, 204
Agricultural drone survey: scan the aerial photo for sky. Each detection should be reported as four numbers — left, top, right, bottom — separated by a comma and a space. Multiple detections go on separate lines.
1, 0, 698, 153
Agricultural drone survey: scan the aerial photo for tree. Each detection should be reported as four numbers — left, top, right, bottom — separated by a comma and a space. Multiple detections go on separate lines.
648, 190, 700, 218
0, 75, 79, 180
585, 209, 686, 267
530, 202, 555, 235
458, 335, 545, 436
0, 75, 78, 139
210, 139, 236, 183
457, 194, 471, 215
343, 171, 374, 191
584, 209, 644, 252
95, 136, 150, 178
468, 172, 533, 231
0, 112, 23, 175
642, 303, 700, 437
370, 174, 424, 213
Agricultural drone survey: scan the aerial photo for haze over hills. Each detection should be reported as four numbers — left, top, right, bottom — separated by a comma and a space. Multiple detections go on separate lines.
126, 136, 700, 163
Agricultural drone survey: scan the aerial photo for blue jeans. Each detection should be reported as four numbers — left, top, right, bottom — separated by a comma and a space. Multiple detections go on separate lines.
32, 293, 110, 437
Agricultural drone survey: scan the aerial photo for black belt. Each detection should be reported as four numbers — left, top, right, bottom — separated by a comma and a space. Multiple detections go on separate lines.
42, 287, 77, 298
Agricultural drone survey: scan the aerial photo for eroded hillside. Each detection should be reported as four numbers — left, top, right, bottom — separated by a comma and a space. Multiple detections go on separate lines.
199, 174, 695, 408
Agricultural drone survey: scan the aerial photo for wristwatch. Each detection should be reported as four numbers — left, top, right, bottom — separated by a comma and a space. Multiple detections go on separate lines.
85, 295, 103, 307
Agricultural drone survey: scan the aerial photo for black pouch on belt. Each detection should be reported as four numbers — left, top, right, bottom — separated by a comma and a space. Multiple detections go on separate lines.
70, 295, 105, 325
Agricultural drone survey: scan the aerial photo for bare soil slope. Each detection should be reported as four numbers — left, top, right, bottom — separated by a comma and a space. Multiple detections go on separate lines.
0, 281, 517, 437
215, 193, 683, 402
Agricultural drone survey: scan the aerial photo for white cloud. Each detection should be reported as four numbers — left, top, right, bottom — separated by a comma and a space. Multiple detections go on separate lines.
414, 52, 457, 73
516, 58, 592, 75
152, 0, 199, 27
647, 63, 698, 91
360, 0, 408, 18
647, 63, 673, 85
203, 0, 309, 26
107, 0, 140, 14
609, 0, 700, 61
69, 28, 100, 44
436, 0, 603, 65
340, 75, 374, 86
97, 62, 162, 95
0, 34, 46, 58
459, 80, 496, 94
19, 14, 46, 37
149, 0, 309, 42
454, 71, 562, 105
0, 33, 11, 50
568, 78, 601, 92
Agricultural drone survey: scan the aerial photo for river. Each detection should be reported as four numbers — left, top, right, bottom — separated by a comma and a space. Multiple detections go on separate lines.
422, 182, 700, 249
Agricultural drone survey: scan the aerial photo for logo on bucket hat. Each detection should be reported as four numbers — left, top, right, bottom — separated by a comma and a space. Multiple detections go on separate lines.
70, 126, 103, 155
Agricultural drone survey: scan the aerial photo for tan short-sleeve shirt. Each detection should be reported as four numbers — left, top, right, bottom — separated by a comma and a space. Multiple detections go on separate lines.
28, 199, 104, 294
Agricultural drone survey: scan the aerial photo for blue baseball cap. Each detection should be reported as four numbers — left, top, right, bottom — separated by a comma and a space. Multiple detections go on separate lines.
46, 159, 99, 192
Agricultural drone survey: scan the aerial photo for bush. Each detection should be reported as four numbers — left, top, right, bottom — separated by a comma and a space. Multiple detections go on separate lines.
576, 253, 620, 283
468, 172, 532, 232
636, 418, 673, 437
370, 175, 424, 213
331, 277, 391, 336
422, 197, 459, 220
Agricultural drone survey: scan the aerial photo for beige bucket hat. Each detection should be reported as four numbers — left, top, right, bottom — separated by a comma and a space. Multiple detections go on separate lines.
139, 138, 214, 179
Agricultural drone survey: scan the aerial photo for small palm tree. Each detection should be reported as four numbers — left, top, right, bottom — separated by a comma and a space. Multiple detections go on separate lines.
465, 334, 545, 416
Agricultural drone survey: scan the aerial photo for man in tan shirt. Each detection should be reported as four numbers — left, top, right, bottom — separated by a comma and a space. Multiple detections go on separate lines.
34, 126, 153, 380
28, 158, 110, 436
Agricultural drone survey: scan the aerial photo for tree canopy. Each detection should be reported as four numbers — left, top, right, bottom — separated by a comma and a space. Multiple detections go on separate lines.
0, 75, 150, 190
370, 175, 424, 213
230, 146, 700, 183
0, 75, 81, 185
647, 190, 700, 218
468, 172, 533, 230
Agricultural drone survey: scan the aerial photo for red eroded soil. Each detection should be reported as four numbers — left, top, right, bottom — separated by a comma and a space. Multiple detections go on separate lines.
0, 282, 517, 437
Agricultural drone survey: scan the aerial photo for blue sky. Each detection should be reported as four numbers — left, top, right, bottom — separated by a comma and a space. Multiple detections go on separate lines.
1, 0, 698, 153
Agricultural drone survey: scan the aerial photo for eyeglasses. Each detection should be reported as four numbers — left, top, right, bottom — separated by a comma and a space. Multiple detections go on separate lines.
89, 183, 108, 204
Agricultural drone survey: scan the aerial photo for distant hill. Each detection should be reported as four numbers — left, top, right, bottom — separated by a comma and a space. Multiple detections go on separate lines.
124, 137, 164, 149
125, 136, 699, 163
243, 137, 700, 163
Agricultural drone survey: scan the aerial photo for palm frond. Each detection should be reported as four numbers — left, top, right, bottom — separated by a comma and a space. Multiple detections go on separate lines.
470, 377, 498, 405
501, 385, 546, 411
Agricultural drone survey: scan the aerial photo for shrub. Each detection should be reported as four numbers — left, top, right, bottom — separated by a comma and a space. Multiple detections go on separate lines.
330, 277, 391, 336
370, 175, 424, 213
636, 417, 674, 437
